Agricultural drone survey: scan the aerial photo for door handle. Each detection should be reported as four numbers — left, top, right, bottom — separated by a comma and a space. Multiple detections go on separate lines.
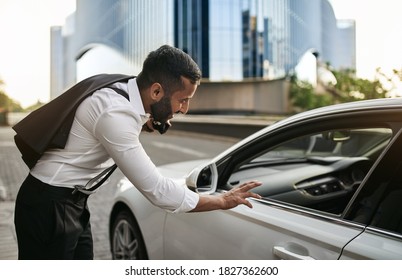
273, 246, 315, 260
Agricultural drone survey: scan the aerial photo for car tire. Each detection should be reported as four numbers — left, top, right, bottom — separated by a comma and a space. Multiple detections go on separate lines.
110, 210, 148, 260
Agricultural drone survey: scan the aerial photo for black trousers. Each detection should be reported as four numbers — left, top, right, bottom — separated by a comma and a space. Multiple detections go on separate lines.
14, 174, 94, 260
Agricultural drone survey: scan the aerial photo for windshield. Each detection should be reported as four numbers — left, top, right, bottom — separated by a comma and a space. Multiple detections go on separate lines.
251, 128, 392, 163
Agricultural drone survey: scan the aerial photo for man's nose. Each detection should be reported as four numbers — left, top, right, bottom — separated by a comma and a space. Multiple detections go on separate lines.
179, 103, 189, 114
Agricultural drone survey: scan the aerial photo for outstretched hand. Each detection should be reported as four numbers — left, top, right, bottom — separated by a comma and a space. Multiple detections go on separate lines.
190, 181, 262, 212
220, 181, 262, 209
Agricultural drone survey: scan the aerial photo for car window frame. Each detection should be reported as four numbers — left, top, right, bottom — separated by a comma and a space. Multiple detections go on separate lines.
344, 127, 402, 239
215, 111, 402, 220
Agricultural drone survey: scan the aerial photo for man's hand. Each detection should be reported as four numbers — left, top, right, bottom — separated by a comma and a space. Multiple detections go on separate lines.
220, 181, 262, 209
190, 181, 262, 212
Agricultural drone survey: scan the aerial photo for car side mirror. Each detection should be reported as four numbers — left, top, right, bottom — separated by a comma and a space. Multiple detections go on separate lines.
186, 163, 218, 194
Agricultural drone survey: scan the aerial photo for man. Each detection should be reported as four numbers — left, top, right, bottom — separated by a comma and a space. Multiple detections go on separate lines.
13, 45, 261, 259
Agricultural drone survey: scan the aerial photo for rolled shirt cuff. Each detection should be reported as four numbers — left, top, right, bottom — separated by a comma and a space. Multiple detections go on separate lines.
172, 186, 200, 213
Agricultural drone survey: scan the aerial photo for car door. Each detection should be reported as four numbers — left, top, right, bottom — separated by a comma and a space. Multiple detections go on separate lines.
163, 199, 365, 259
164, 111, 397, 260
340, 128, 402, 259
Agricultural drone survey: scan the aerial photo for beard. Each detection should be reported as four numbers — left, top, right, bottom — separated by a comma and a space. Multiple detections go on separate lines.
150, 95, 173, 124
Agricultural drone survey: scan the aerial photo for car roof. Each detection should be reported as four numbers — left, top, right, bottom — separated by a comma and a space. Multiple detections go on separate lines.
291, 97, 402, 119
263, 97, 402, 134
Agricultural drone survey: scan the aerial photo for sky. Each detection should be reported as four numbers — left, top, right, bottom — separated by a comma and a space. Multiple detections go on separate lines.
0, 0, 401, 108
0, 0, 76, 108
329, 0, 402, 78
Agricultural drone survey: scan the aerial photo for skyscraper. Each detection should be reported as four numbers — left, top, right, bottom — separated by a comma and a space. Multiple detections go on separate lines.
51, 0, 355, 98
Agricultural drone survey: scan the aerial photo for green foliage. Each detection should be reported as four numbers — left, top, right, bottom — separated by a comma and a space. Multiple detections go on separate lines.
332, 68, 388, 102
0, 92, 24, 112
0, 79, 24, 112
289, 75, 334, 112
289, 67, 392, 112
376, 67, 402, 98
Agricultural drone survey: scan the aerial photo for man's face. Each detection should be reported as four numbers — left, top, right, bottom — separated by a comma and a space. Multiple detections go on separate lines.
150, 94, 172, 124
150, 76, 198, 125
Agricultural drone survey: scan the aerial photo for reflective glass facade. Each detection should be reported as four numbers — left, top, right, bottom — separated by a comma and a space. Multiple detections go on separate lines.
51, 0, 355, 95
174, 0, 210, 77
75, 0, 175, 72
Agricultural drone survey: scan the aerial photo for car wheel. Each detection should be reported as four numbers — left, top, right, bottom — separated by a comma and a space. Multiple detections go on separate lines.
111, 210, 148, 260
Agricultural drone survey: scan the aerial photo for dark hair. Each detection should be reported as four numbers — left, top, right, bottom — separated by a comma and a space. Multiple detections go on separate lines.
136, 45, 202, 95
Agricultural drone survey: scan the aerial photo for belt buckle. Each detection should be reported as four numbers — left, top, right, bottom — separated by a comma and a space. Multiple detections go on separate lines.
72, 185, 96, 195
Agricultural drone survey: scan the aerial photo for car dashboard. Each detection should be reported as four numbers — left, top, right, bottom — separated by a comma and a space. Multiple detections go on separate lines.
228, 157, 372, 214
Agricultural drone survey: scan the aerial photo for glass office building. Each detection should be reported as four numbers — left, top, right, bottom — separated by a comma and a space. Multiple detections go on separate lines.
51, 0, 355, 96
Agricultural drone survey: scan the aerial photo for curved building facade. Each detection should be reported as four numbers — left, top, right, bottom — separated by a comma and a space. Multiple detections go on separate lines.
51, 0, 355, 97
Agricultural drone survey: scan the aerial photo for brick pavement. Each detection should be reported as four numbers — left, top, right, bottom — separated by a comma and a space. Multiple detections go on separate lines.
0, 201, 18, 259
0, 126, 23, 260
0, 126, 123, 260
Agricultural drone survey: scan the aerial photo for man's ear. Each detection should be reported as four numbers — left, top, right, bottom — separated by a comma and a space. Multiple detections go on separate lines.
150, 83, 164, 101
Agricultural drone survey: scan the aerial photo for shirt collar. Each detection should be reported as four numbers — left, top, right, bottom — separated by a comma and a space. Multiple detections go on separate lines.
127, 78, 150, 124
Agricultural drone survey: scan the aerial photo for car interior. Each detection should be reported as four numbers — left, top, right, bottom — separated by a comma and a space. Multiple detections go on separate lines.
345, 130, 402, 235
226, 127, 393, 215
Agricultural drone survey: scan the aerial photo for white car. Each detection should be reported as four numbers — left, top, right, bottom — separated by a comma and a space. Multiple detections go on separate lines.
109, 98, 402, 260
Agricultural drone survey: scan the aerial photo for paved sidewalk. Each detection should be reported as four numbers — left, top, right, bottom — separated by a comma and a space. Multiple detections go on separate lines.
0, 126, 23, 260
0, 201, 17, 259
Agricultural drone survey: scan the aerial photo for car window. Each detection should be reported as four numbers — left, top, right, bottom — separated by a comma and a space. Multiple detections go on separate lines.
252, 128, 391, 161
346, 129, 402, 236
228, 127, 392, 215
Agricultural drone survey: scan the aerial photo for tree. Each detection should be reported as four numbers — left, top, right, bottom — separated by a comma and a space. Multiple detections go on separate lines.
289, 74, 334, 112
0, 79, 23, 112
375, 67, 402, 98
289, 67, 391, 112
331, 68, 388, 102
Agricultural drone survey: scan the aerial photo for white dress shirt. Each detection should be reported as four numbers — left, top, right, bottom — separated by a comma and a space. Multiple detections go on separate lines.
30, 78, 199, 213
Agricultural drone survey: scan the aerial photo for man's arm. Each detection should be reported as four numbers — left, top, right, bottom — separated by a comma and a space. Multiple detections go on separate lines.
190, 181, 262, 212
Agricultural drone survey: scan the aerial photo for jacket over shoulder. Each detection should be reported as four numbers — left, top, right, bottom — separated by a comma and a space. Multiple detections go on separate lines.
13, 73, 134, 169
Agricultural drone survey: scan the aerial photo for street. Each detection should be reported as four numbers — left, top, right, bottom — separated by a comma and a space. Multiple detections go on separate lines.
0, 126, 237, 259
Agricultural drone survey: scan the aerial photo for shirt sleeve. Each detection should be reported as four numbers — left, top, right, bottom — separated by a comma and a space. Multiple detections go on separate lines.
93, 106, 199, 213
